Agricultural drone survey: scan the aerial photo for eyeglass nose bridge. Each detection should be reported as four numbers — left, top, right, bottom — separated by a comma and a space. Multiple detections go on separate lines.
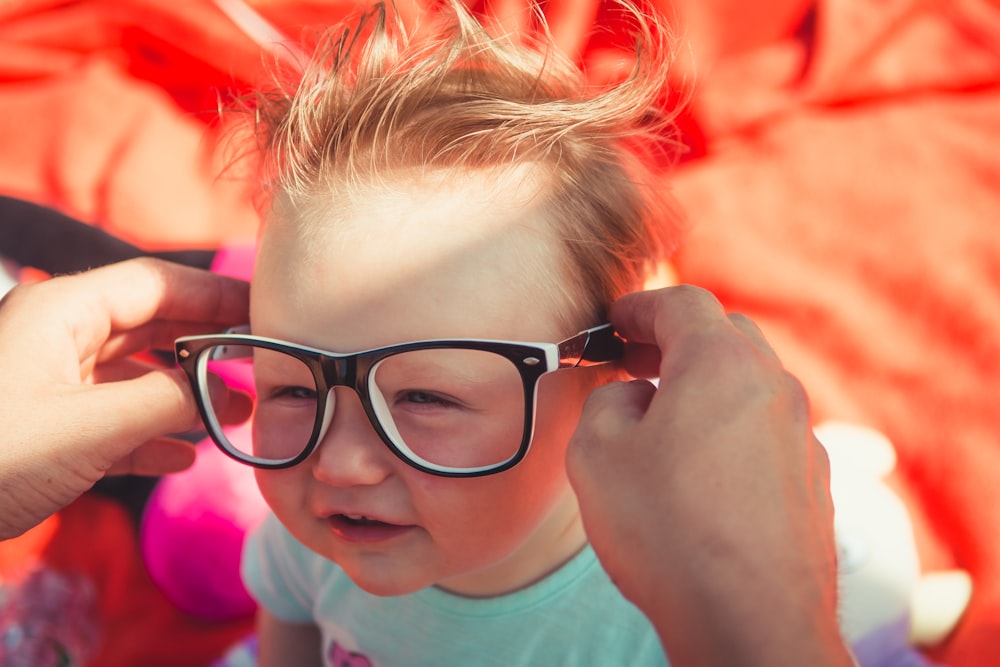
304, 353, 378, 443
310, 352, 390, 435
313, 352, 363, 394
290, 353, 374, 464
308, 351, 418, 470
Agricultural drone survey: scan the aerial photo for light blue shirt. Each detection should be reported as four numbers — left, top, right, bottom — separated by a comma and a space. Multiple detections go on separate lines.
243, 513, 669, 667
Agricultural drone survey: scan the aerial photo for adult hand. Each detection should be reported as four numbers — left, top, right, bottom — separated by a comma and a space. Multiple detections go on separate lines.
567, 285, 852, 666
0, 258, 251, 540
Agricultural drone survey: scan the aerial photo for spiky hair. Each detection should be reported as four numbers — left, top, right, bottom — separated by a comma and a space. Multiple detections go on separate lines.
252, 0, 685, 320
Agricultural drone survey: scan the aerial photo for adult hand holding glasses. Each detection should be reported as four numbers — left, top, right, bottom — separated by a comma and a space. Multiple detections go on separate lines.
0, 258, 251, 540
567, 285, 854, 667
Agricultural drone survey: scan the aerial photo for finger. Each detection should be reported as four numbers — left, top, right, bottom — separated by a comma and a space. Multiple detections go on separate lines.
610, 286, 742, 386
93, 258, 250, 329
567, 380, 657, 584
119, 363, 254, 427
569, 379, 656, 458
609, 284, 728, 348
37, 258, 249, 361
95, 318, 245, 364
89, 355, 164, 384
90, 356, 253, 426
72, 367, 207, 462
105, 437, 197, 476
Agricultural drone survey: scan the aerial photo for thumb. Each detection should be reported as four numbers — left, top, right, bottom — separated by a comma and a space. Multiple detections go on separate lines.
73, 367, 204, 467
105, 437, 198, 476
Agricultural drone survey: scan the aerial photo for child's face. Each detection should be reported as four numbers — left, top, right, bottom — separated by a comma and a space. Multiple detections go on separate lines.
251, 168, 599, 597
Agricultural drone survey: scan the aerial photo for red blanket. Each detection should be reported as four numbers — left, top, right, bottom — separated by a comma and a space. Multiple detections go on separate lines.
1, 1, 998, 665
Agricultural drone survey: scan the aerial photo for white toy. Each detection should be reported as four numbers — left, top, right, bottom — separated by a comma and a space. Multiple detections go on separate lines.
815, 421, 972, 667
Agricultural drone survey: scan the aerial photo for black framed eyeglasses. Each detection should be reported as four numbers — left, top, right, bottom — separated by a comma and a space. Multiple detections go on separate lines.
174, 324, 623, 477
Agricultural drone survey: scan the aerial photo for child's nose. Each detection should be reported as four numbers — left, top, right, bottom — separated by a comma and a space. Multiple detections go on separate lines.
311, 386, 394, 487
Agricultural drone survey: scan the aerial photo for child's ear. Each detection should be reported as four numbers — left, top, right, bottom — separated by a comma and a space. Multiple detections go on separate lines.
643, 260, 677, 290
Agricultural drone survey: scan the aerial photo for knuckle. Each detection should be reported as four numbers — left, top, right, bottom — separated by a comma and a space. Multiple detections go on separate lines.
0, 280, 39, 306
0, 280, 66, 324
669, 283, 722, 311
726, 312, 754, 327
780, 372, 812, 418
726, 313, 761, 335
812, 433, 832, 480
671, 283, 716, 300
0, 286, 23, 314
125, 256, 164, 271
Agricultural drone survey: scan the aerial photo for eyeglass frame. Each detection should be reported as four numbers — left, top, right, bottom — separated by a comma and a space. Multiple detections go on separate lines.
174, 323, 624, 477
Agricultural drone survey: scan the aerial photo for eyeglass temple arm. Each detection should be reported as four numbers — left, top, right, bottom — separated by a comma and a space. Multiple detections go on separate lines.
558, 324, 625, 368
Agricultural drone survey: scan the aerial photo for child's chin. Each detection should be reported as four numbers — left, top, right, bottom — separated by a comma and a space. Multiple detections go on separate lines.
344, 567, 433, 598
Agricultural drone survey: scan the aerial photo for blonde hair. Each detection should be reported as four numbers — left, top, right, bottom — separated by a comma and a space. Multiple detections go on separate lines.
252, 0, 685, 323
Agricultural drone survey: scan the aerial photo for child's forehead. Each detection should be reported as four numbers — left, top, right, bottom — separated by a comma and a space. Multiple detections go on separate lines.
253, 165, 582, 347
267, 165, 562, 273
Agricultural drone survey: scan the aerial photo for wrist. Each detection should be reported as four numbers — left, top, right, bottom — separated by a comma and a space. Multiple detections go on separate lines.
644, 567, 852, 667
654, 607, 853, 667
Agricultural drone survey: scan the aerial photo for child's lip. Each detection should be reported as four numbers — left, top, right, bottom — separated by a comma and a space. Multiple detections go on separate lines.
334, 511, 400, 526
326, 513, 417, 543
321, 506, 408, 526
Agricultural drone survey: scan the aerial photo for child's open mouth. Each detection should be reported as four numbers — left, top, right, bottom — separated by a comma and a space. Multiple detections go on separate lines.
339, 514, 388, 526
328, 514, 415, 543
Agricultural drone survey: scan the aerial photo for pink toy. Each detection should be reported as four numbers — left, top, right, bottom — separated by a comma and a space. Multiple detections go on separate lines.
141, 424, 267, 622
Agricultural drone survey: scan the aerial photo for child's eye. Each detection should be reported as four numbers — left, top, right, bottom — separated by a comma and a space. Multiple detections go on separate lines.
269, 385, 318, 401
396, 390, 460, 408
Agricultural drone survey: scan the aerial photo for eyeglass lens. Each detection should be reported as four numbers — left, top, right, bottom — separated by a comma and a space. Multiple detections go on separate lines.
197, 343, 527, 470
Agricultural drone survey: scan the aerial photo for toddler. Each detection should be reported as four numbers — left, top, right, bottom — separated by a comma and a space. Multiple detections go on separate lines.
177, 1, 683, 664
